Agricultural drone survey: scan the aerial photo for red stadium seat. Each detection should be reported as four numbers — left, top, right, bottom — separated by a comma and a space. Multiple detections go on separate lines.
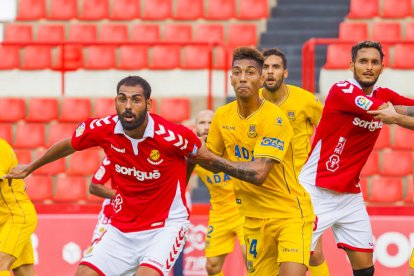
48, 0, 77, 20
14, 123, 45, 148
205, 0, 235, 20
214, 46, 233, 69
324, 43, 352, 69
54, 175, 87, 202
182, 46, 212, 69
4, 24, 32, 41
391, 44, 414, 69
0, 124, 13, 143
393, 126, 414, 149
347, 0, 379, 19
47, 123, 77, 146
0, 46, 20, 69
53, 46, 84, 71
84, 46, 116, 69
371, 22, 401, 43
338, 22, 368, 41
80, 0, 109, 20
110, 0, 140, 20
118, 46, 148, 70
59, 98, 91, 123
380, 149, 413, 176
130, 24, 160, 42
26, 98, 59, 122
194, 24, 224, 43
163, 24, 192, 42
369, 176, 403, 203
37, 24, 65, 42
67, 149, 102, 175
150, 46, 180, 69
68, 24, 98, 42
142, 0, 172, 20
14, 149, 32, 164
24, 175, 53, 201
381, 0, 412, 18
0, 98, 25, 123
237, 0, 268, 19
93, 97, 116, 117
100, 24, 128, 42
174, 0, 203, 20
17, 0, 46, 20
33, 148, 66, 175
405, 22, 414, 41
360, 150, 379, 176
374, 124, 390, 149
227, 24, 257, 46
405, 176, 413, 203
159, 98, 190, 123
21, 46, 51, 70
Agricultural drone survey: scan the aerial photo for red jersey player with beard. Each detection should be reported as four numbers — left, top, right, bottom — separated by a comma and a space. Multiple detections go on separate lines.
299, 41, 414, 276
5, 76, 201, 276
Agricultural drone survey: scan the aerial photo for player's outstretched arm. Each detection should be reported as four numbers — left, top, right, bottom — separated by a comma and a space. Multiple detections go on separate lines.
89, 183, 116, 199
4, 138, 75, 179
368, 102, 414, 130
194, 145, 275, 185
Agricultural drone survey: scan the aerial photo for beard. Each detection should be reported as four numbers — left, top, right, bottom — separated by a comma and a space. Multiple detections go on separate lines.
118, 108, 147, 131
263, 78, 283, 92
354, 74, 379, 90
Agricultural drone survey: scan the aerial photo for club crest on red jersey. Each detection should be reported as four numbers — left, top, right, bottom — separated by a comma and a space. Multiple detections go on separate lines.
147, 149, 164, 165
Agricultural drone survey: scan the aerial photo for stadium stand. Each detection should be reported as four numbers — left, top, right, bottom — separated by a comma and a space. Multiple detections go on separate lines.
0, 123, 13, 144
371, 22, 402, 43
380, 149, 413, 177
182, 46, 211, 69
237, 0, 269, 19
194, 24, 224, 43
24, 175, 53, 202
118, 46, 149, 70
16, 0, 46, 20
0, 98, 25, 122
142, 0, 172, 20
381, 0, 412, 18
48, 0, 78, 20
338, 22, 368, 41
14, 148, 32, 164
393, 126, 414, 150
14, 123, 46, 148
369, 176, 404, 203
4, 24, 32, 42
33, 148, 66, 175
0, 46, 19, 69
79, 0, 109, 20
54, 175, 87, 202
164, 24, 192, 42
159, 97, 191, 123
58, 98, 91, 122
21, 46, 51, 69
47, 123, 77, 146
391, 44, 414, 69
205, 0, 235, 20
100, 24, 129, 42
67, 149, 102, 176
347, 0, 379, 19
150, 45, 181, 69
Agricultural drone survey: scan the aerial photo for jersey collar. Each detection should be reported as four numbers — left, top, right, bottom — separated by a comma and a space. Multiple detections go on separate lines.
114, 112, 155, 139
348, 78, 379, 97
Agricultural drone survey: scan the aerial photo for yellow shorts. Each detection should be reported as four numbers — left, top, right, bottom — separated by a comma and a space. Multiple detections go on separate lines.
410, 248, 414, 268
243, 215, 314, 275
205, 209, 245, 257
0, 201, 37, 269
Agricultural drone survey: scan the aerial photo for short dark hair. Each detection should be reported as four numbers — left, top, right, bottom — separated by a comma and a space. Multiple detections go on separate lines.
232, 47, 264, 71
262, 48, 287, 69
351, 41, 384, 62
116, 76, 152, 99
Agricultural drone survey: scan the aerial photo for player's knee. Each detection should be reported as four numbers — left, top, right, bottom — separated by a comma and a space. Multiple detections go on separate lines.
309, 251, 325, 266
352, 266, 374, 276
0, 252, 15, 270
205, 259, 223, 275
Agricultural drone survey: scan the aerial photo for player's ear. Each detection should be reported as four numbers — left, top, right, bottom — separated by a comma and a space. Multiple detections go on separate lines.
146, 98, 152, 112
349, 61, 355, 73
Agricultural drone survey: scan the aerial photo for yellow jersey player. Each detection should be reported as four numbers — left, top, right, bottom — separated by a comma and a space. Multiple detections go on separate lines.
193, 47, 315, 276
193, 110, 245, 276
260, 48, 326, 275
260, 48, 323, 173
0, 139, 37, 276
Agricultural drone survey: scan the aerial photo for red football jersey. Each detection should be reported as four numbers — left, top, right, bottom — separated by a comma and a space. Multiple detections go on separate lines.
299, 79, 414, 193
72, 113, 201, 232
91, 156, 115, 218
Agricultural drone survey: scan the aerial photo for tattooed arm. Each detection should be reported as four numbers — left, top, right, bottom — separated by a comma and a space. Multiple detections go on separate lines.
368, 102, 414, 130
193, 144, 275, 186
394, 105, 414, 117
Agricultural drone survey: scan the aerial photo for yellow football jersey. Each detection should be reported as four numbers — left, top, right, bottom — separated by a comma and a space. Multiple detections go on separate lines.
194, 165, 238, 213
0, 139, 37, 264
206, 100, 313, 219
259, 85, 323, 173
0, 139, 33, 208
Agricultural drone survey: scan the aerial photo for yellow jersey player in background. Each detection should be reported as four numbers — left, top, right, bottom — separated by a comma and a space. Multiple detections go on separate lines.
0, 139, 37, 276
193, 110, 246, 276
193, 47, 315, 276
259, 48, 327, 276
260, 48, 323, 173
